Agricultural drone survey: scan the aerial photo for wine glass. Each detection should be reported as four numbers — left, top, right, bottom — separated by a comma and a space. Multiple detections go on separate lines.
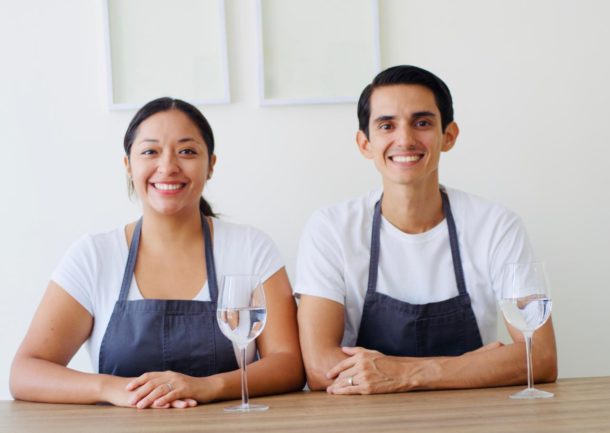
217, 275, 268, 412
500, 262, 553, 399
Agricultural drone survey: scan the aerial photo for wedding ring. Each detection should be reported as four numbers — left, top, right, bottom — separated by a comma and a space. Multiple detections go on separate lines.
166, 383, 173, 392
348, 376, 354, 386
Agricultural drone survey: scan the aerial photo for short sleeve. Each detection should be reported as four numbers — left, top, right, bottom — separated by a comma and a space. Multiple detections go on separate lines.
50, 234, 97, 315
489, 213, 537, 299
294, 210, 346, 305
247, 227, 284, 284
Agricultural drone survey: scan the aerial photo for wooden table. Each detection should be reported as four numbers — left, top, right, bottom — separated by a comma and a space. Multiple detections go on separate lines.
1, 377, 609, 433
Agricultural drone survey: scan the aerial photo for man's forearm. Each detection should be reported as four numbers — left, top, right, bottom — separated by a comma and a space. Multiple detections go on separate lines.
404, 342, 557, 391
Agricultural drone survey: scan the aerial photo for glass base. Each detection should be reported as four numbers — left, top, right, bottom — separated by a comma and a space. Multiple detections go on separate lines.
224, 403, 269, 412
509, 387, 554, 400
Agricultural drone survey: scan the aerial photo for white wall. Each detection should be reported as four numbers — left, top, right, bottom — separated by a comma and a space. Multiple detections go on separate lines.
1, 0, 608, 400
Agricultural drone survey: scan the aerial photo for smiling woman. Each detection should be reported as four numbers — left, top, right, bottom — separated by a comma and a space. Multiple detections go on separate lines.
9, 97, 305, 409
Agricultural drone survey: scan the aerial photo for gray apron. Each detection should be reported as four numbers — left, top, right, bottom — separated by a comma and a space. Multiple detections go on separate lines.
98, 214, 238, 377
355, 190, 483, 356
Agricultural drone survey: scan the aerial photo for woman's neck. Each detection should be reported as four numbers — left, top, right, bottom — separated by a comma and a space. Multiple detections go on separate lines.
380, 181, 444, 234
140, 207, 204, 251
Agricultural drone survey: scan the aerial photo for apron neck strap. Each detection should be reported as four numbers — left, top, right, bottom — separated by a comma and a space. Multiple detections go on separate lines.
441, 190, 468, 296
202, 214, 219, 301
119, 218, 142, 301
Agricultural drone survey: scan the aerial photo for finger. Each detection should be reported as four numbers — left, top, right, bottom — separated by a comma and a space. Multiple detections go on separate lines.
128, 381, 158, 406
341, 346, 365, 356
136, 384, 171, 409
330, 367, 360, 390
327, 381, 363, 395
184, 398, 198, 407
326, 357, 358, 380
151, 389, 181, 409
169, 399, 188, 409
126, 373, 156, 391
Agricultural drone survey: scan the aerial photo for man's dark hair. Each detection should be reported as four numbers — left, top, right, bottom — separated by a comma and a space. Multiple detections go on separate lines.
357, 65, 454, 137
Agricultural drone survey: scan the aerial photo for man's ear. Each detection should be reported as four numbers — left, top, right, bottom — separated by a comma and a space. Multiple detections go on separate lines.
441, 122, 459, 152
356, 130, 374, 159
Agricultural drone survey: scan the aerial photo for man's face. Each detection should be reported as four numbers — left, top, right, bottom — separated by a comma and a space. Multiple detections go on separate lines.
357, 84, 458, 190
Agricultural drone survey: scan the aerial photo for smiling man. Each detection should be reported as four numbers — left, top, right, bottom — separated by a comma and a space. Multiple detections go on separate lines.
294, 65, 557, 395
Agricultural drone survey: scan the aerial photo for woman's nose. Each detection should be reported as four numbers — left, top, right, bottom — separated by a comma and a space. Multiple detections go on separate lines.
158, 152, 179, 174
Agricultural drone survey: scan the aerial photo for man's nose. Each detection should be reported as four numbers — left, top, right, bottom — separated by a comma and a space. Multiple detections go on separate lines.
396, 124, 416, 147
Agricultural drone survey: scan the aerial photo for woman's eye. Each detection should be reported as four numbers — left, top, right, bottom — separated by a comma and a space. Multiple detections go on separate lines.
180, 148, 197, 155
141, 149, 156, 155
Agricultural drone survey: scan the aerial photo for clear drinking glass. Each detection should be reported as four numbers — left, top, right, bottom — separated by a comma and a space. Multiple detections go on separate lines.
500, 262, 554, 399
217, 275, 268, 412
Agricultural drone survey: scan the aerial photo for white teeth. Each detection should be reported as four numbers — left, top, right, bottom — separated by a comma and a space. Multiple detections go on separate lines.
392, 155, 422, 163
154, 183, 183, 191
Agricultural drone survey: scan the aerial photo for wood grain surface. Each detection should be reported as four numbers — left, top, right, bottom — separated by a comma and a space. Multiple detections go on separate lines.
1, 377, 609, 433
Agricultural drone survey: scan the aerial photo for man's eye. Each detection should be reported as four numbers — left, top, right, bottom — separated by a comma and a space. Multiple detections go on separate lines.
415, 120, 431, 127
378, 123, 392, 130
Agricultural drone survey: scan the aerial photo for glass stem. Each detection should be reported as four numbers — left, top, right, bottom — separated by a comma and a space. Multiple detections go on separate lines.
524, 331, 534, 390
240, 346, 249, 407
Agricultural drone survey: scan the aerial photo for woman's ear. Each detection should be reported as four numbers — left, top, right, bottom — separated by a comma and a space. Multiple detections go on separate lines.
207, 154, 217, 180
123, 155, 131, 178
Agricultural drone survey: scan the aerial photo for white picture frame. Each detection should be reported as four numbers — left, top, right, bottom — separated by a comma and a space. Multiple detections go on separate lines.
103, 0, 230, 110
256, 0, 381, 106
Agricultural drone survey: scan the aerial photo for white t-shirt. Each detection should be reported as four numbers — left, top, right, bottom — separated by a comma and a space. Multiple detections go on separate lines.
52, 218, 284, 373
294, 186, 535, 347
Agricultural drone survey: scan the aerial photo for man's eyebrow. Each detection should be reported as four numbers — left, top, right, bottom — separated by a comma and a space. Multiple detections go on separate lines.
412, 111, 436, 118
373, 115, 395, 123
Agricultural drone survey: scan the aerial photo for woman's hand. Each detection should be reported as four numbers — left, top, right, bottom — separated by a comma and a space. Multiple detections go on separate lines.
99, 375, 142, 407
125, 371, 200, 409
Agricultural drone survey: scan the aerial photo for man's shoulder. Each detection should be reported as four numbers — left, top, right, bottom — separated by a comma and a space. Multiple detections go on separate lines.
445, 186, 522, 231
311, 189, 381, 227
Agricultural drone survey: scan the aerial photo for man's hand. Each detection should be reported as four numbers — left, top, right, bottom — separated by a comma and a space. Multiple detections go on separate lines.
325, 347, 414, 395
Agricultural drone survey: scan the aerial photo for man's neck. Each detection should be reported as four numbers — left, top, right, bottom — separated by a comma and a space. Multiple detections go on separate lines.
380, 181, 444, 234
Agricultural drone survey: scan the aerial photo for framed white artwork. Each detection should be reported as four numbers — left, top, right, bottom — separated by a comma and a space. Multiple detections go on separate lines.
103, 0, 230, 110
256, 0, 381, 105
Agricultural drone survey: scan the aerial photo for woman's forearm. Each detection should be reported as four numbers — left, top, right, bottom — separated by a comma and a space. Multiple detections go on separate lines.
200, 351, 305, 402
10, 355, 109, 404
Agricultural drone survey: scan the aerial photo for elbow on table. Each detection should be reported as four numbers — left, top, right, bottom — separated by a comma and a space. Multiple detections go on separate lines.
303, 362, 331, 391
9, 360, 29, 401
535, 349, 558, 383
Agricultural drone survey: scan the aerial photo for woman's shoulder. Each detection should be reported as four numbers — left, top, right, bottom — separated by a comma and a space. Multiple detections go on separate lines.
59, 226, 127, 270
212, 218, 275, 246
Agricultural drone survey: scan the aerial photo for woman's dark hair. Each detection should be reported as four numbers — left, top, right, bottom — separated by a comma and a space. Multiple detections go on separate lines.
357, 65, 454, 137
124, 97, 216, 217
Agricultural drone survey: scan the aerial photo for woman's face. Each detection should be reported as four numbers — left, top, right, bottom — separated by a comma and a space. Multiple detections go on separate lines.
124, 109, 216, 217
